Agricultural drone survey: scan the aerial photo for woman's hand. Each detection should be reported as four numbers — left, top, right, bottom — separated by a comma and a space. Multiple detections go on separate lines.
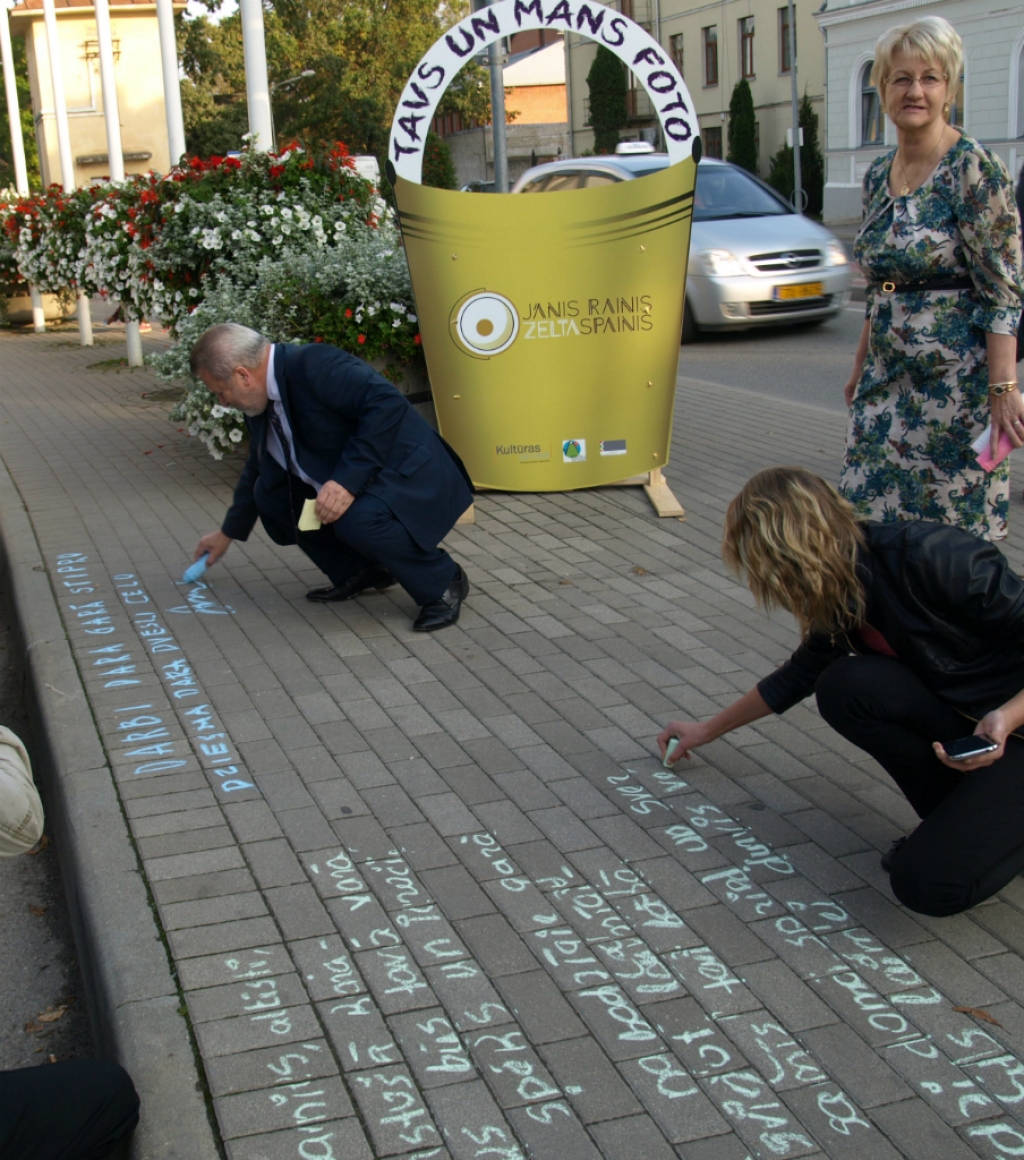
990, 388, 1024, 453
845, 318, 870, 408
933, 711, 1011, 771
658, 721, 712, 764
844, 372, 860, 408
987, 332, 1022, 453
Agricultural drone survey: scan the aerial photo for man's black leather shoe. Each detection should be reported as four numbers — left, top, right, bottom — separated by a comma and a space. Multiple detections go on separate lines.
413, 565, 469, 632
307, 566, 396, 603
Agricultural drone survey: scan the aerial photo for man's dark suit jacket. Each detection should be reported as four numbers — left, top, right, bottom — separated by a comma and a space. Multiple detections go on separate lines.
221, 343, 473, 550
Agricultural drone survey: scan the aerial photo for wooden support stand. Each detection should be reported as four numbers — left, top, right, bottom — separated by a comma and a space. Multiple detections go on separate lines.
604, 468, 686, 519
453, 469, 684, 525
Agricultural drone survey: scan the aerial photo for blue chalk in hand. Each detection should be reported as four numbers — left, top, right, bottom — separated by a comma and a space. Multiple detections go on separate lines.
663, 738, 680, 769
181, 553, 209, 584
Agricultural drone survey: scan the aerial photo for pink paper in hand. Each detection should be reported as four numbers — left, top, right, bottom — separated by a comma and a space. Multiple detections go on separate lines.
972, 424, 1015, 472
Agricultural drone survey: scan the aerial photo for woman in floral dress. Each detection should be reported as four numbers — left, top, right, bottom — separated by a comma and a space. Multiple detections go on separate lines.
840, 16, 1023, 540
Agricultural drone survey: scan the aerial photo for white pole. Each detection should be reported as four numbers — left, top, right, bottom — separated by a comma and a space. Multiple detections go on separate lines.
94, 0, 139, 361
42, 0, 92, 344
41, 0, 74, 190
93, 0, 124, 181
155, 0, 185, 167
1, 4, 29, 194
126, 319, 143, 365
30, 287, 45, 332
1, 5, 44, 332
239, 0, 272, 151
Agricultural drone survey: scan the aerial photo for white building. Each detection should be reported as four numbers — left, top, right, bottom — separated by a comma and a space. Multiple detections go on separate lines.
816, 0, 1024, 222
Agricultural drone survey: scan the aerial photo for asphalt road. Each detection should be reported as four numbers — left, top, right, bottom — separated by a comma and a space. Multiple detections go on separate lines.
677, 301, 865, 414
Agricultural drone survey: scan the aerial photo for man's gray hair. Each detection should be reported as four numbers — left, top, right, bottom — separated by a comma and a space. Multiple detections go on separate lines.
189, 323, 270, 382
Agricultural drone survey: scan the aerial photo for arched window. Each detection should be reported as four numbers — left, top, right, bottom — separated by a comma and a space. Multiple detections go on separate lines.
861, 62, 883, 145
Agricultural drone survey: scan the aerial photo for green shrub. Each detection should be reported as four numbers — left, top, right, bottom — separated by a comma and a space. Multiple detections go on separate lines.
423, 132, 458, 190
586, 46, 627, 155
727, 79, 758, 174
766, 94, 824, 216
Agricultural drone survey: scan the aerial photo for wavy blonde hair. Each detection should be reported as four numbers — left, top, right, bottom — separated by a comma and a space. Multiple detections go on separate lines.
723, 467, 867, 636
870, 16, 963, 119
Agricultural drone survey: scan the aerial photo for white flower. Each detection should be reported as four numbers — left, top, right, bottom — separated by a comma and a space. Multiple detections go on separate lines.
229, 428, 243, 443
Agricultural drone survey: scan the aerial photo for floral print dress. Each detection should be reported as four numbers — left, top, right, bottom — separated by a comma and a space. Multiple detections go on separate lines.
839, 133, 1023, 540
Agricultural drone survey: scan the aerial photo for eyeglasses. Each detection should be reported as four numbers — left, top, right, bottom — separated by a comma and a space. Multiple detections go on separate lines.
886, 72, 947, 91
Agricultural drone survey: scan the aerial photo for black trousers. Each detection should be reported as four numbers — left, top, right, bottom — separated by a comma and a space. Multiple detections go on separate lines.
816, 655, 1024, 917
0, 1059, 139, 1160
253, 461, 457, 606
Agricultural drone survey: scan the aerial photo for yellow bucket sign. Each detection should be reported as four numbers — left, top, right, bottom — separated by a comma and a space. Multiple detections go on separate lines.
388, 0, 700, 492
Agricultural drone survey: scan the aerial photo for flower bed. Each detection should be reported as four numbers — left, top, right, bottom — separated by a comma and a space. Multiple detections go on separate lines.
1, 143, 426, 459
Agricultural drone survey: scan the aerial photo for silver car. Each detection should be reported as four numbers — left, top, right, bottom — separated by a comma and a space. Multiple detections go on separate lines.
510, 154, 852, 341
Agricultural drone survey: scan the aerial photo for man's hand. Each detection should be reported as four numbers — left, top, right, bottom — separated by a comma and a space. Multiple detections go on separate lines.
316, 481, 355, 525
196, 530, 233, 566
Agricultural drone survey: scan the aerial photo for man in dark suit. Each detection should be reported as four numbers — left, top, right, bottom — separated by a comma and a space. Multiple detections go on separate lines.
192, 323, 473, 632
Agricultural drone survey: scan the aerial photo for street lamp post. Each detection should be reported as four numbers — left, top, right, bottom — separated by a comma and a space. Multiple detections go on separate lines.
787, 0, 803, 213
269, 69, 315, 150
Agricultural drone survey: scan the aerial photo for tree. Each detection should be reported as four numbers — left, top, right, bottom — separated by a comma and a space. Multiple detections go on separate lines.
422, 132, 457, 189
766, 93, 824, 216
726, 78, 758, 174
586, 45, 626, 155
179, 0, 492, 160
0, 33, 40, 191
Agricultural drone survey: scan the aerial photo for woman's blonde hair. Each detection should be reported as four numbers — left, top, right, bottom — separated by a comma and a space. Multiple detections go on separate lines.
871, 16, 963, 117
723, 467, 866, 636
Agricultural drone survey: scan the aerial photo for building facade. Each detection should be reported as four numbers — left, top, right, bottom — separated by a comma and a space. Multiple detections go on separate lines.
565, 0, 825, 179
816, 0, 1024, 222
435, 32, 570, 188
10, 0, 184, 188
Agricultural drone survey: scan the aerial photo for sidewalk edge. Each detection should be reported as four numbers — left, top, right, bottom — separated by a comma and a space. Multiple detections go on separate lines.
0, 455, 221, 1159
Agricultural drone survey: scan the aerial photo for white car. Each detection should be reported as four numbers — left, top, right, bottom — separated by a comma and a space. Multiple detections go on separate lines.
511, 154, 852, 342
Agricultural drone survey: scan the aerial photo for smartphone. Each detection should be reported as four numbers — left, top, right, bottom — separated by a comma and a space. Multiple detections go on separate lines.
943, 734, 999, 761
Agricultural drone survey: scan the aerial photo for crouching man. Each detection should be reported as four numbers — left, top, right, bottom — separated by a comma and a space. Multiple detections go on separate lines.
192, 324, 474, 631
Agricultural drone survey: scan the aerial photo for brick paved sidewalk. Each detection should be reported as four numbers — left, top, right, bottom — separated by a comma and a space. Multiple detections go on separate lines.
4, 322, 1024, 1160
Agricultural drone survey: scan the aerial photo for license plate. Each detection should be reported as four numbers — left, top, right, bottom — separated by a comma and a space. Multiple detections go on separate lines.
773, 282, 825, 301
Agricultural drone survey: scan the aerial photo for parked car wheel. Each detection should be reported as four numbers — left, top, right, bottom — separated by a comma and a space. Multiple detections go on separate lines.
680, 299, 698, 345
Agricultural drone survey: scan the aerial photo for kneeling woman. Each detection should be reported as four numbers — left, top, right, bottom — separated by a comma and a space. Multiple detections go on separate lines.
659, 466, 1024, 917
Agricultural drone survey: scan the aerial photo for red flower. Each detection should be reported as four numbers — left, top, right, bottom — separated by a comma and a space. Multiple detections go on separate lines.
314, 335, 323, 343
269, 165, 285, 179
357, 334, 366, 344
413, 334, 422, 345
344, 308, 352, 318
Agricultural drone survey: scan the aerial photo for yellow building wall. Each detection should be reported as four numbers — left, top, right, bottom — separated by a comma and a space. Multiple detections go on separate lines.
507, 84, 568, 126
14, 4, 180, 188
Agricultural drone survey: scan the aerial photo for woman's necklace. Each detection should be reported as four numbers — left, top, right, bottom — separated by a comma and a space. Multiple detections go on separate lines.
892, 133, 948, 197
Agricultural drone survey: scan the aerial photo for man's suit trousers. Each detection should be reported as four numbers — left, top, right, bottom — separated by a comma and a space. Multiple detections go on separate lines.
254, 458, 457, 606
0, 1058, 139, 1159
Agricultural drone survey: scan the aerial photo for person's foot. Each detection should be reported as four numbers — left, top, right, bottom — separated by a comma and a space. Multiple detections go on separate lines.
413, 565, 469, 632
307, 566, 396, 603
880, 836, 907, 874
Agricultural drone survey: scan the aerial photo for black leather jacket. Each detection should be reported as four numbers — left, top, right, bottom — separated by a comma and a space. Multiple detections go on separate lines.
758, 521, 1024, 721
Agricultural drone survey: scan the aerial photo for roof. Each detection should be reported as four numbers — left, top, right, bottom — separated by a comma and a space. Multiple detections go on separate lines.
504, 41, 565, 88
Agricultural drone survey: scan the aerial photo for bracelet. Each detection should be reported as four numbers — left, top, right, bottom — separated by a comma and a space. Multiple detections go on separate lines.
989, 381, 1019, 397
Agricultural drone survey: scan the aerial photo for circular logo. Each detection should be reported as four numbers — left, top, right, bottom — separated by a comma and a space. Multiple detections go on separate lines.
563, 440, 583, 460
453, 292, 520, 357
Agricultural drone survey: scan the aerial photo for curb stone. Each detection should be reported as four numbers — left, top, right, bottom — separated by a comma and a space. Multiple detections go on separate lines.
0, 452, 221, 1159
